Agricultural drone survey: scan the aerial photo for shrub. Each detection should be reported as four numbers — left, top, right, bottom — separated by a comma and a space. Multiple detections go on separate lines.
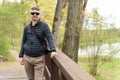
0, 39, 15, 61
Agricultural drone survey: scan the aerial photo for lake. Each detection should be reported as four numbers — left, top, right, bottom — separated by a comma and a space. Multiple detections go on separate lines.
78, 43, 120, 58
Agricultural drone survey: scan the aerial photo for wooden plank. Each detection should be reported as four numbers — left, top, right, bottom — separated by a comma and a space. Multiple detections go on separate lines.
52, 50, 95, 80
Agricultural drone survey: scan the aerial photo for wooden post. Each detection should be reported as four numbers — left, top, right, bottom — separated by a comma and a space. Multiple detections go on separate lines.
51, 60, 59, 80
45, 54, 59, 80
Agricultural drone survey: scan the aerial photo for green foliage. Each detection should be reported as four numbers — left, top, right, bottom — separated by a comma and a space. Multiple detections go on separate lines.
79, 9, 120, 76
80, 29, 120, 48
0, 1, 32, 47
0, 39, 9, 56
78, 56, 120, 80
0, 39, 15, 61
0, 1, 30, 38
0, 1, 30, 60
80, 9, 120, 48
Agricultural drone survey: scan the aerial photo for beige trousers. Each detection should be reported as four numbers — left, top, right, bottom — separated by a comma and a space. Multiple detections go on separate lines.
24, 54, 45, 80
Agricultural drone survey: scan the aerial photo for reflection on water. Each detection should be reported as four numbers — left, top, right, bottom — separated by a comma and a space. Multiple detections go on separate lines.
78, 43, 120, 58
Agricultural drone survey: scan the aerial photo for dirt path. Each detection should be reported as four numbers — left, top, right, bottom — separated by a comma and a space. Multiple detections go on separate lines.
0, 50, 27, 80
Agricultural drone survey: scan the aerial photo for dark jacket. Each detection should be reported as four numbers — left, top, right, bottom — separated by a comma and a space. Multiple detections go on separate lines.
19, 20, 56, 57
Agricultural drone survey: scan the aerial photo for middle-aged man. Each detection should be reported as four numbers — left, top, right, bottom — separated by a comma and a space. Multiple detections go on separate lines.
19, 6, 57, 80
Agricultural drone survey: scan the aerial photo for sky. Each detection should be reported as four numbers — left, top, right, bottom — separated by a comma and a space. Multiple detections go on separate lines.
86, 0, 120, 28
0, 0, 120, 28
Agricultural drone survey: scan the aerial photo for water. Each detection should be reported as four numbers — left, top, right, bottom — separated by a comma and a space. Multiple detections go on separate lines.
78, 43, 120, 58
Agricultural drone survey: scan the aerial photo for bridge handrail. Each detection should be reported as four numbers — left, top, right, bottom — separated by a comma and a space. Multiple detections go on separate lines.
44, 50, 95, 80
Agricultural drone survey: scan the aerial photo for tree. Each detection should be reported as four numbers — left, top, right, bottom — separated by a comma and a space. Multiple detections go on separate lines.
83, 9, 117, 76
52, 0, 67, 46
34, 0, 38, 7
62, 0, 88, 63
0, 0, 30, 48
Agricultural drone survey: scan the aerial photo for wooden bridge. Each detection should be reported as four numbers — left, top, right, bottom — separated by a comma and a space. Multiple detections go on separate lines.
44, 50, 95, 80
0, 50, 95, 80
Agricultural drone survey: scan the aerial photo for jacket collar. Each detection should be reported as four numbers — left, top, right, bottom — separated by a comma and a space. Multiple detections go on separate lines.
29, 20, 41, 27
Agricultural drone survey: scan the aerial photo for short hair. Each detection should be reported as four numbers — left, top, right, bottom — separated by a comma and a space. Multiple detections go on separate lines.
31, 6, 40, 11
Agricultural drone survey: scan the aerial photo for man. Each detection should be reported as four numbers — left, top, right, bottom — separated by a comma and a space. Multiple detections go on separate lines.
19, 7, 57, 80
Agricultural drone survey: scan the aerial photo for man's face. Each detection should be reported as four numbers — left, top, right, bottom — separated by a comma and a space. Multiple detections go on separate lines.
30, 10, 40, 21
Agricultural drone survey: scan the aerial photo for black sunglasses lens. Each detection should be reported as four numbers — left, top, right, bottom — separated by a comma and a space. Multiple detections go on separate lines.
31, 12, 34, 15
36, 13, 39, 15
31, 12, 39, 15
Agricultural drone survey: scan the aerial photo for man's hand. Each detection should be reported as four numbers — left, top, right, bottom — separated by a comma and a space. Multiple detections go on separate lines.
50, 52, 58, 58
19, 58, 24, 65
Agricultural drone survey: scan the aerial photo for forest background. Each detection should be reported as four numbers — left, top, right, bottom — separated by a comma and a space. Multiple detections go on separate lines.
0, 0, 120, 80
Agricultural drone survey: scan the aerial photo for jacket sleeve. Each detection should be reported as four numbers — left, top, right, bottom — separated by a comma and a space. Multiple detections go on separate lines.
43, 23, 56, 52
19, 27, 27, 57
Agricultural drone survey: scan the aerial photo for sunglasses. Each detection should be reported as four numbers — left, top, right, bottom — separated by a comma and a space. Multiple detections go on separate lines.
31, 12, 40, 15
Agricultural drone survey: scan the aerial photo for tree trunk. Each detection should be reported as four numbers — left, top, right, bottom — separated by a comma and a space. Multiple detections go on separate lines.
52, 0, 67, 46
35, 0, 38, 7
62, 0, 87, 63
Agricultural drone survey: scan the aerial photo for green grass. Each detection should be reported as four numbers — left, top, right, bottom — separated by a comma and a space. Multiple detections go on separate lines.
78, 56, 120, 80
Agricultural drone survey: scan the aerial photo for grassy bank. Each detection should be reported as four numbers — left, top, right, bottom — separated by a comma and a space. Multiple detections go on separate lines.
78, 56, 120, 80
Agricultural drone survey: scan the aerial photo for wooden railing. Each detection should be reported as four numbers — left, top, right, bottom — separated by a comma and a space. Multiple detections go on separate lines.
44, 50, 95, 80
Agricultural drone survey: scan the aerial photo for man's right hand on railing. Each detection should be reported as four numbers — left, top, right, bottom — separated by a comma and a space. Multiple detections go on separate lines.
50, 52, 58, 59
